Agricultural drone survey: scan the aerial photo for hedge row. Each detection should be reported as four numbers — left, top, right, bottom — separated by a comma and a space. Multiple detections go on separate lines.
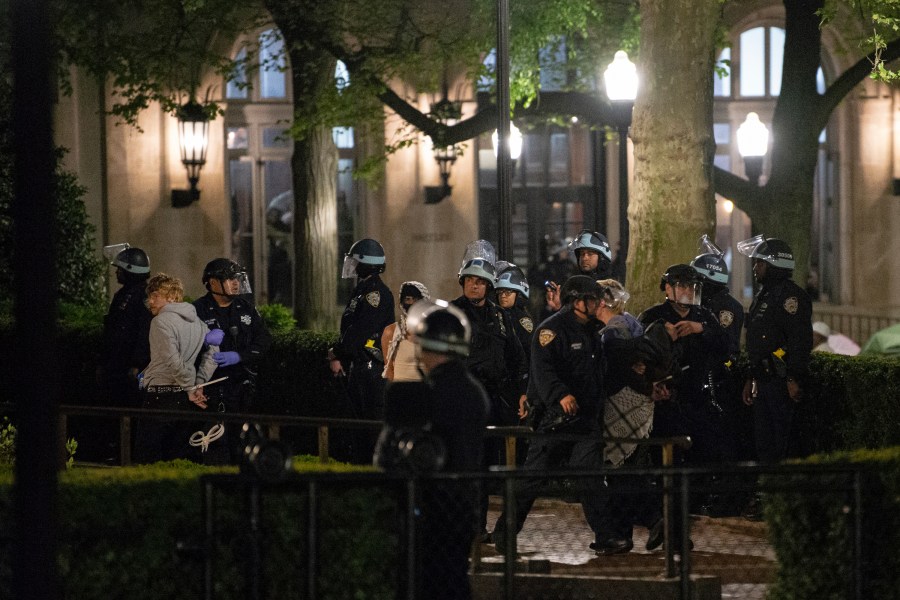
765, 447, 900, 600
0, 459, 403, 600
1, 322, 899, 454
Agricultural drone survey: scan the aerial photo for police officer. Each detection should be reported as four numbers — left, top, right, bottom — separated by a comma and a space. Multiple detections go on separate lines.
492, 276, 610, 555
691, 241, 748, 515
98, 245, 152, 408
739, 236, 812, 464
328, 238, 395, 462
494, 262, 534, 369
545, 230, 612, 312
375, 300, 489, 599
194, 258, 273, 464
638, 264, 729, 466
451, 249, 527, 537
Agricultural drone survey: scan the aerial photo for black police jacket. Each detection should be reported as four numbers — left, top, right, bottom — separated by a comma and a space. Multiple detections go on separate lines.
746, 276, 812, 381
101, 282, 151, 374
451, 296, 528, 400
702, 286, 745, 381
528, 305, 602, 428
505, 301, 535, 365
333, 274, 395, 365
194, 294, 273, 383
638, 301, 729, 405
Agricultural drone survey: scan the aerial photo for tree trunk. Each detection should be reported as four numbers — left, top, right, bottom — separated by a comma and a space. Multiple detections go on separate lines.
273, 28, 339, 330
629, 0, 720, 312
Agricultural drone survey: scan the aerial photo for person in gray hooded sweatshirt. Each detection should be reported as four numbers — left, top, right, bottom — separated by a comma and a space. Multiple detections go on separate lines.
135, 273, 218, 463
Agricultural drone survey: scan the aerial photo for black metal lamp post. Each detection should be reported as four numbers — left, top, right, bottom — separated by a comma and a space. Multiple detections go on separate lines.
604, 50, 638, 266
737, 111, 769, 186
171, 99, 210, 207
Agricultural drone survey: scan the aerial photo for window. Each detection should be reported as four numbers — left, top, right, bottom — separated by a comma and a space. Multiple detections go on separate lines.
226, 29, 288, 101
735, 26, 785, 98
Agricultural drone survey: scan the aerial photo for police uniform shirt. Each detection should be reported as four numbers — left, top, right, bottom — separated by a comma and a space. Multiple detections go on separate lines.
529, 305, 601, 425
451, 296, 528, 399
638, 301, 729, 404
746, 277, 813, 381
193, 294, 273, 380
506, 300, 535, 364
333, 274, 395, 364
703, 287, 744, 359
102, 282, 151, 374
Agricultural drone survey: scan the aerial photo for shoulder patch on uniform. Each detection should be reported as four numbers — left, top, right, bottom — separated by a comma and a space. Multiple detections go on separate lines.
538, 329, 556, 347
718, 310, 734, 328
783, 297, 799, 314
365, 291, 381, 307
519, 317, 534, 333
241, 314, 252, 326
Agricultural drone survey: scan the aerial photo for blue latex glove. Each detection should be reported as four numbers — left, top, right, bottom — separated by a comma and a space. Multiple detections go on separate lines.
205, 328, 225, 346
213, 351, 241, 367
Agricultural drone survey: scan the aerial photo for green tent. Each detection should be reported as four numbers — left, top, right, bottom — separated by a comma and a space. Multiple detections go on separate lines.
860, 323, 900, 355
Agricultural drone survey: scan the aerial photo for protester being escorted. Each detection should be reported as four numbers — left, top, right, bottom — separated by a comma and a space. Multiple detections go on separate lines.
381, 281, 430, 382
328, 238, 395, 462
374, 299, 489, 600
544, 230, 612, 313
491, 275, 608, 556
450, 240, 528, 540
193, 258, 272, 464
592, 279, 676, 554
97, 244, 152, 408
134, 274, 217, 463
638, 264, 730, 468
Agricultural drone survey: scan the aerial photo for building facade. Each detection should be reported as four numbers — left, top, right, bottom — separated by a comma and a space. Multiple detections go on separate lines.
52, 2, 900, 334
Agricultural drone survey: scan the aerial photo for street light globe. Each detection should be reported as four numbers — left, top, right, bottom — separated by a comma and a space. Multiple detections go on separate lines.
604, 50, 638, 102
737, 112, 769, 157
492, 122, 523, 161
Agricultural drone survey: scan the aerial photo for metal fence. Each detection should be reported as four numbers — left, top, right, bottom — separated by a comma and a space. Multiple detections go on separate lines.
198, 462, 873, 600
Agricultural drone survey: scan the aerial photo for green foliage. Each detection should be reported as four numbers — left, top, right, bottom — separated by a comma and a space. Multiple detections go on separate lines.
820, 0, 900, 83
257, 302, 297, 334
0, 418, 14, 466
0, 460, 401, 599
765, 447, 900, 600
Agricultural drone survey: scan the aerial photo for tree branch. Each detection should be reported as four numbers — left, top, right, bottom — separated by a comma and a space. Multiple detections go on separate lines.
713, 165, 763, 216
819, 35, 900, 127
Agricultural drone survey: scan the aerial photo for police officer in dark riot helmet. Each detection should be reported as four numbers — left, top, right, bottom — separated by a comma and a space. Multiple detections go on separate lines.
328, 238, 395, 462
492, 275, 611, 555
450, 240, 527, 539
638, 263, 729, 466
494, 261, 534, 369
193, 258, 273, 464
739, 236, 812, 463
98, 244, 152, 408
690, 236, 748, 515
374, 300, 488, 599
545, 230, 612, 312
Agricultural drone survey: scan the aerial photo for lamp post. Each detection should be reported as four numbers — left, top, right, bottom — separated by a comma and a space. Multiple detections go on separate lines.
604, 50, 638, 268
171, 99, 210, 207
737, 112, 769, 186
496, 0, 513, 259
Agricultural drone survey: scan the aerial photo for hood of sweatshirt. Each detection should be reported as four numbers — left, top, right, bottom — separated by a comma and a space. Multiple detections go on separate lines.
159, 302, 199, 323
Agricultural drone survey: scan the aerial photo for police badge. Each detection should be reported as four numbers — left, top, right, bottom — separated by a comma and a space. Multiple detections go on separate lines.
538, 329, 556, 347
718, 310, 734, 328
366, 291, 381, 307
519, 317, 534, 333
783, 297, 799, 314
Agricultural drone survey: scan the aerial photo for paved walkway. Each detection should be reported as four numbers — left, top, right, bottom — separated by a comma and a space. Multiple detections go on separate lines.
475, 497, 775, 600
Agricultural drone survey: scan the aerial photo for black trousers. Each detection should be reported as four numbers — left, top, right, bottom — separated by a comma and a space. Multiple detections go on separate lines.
134, 391, 198, 464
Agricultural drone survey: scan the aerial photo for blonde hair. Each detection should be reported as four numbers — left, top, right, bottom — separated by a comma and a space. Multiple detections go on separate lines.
597, 278, 626, 315
146, 273, 184, 302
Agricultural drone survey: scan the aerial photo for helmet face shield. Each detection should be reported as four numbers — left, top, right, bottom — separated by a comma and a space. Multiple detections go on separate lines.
341, 256, 360, 279
103, 243, 130, 263
737, 234, 766, 259
669, 281, 702, 306
698, 234, 724, 258
407, 299, 471, 357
